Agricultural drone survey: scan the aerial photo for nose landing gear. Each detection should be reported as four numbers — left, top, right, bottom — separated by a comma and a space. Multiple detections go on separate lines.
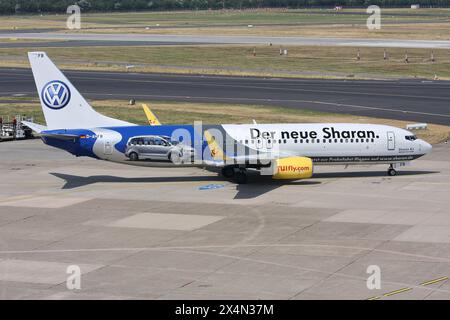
387, 165, 397, 176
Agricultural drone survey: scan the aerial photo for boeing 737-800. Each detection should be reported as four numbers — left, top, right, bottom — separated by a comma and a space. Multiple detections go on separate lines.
22, 52, 432, 184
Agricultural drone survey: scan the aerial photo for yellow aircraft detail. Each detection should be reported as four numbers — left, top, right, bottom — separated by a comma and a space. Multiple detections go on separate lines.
142, 104, 161, 126
203, 130, 229, 161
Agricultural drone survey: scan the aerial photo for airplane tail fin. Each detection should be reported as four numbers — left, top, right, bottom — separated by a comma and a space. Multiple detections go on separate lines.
28, 52, 135, 130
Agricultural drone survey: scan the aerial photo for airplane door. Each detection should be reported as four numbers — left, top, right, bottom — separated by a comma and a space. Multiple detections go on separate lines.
256, 139, 263, 149
104, 140, 113, 155
387, 131, 395, 150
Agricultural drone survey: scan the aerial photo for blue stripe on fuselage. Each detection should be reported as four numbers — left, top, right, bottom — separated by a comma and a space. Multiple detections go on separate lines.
41, 125, 205, 159
41, 129, 98, 158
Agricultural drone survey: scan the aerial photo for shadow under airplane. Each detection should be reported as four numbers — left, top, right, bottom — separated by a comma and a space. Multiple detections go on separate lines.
50, 169, 438, 200
50, 171, 319, 199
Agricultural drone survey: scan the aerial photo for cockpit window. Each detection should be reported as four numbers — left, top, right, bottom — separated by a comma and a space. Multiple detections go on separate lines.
405, 135, 417, 141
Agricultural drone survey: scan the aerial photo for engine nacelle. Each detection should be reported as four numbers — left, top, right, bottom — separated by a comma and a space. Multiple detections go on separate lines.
272, 157, 313, 180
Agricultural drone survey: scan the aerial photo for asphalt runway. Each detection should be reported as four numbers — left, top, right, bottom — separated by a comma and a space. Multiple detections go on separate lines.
0, 139, 449, 299
0, 40, 210, 48
1, 68, 450, 125
1, 32, 450, 49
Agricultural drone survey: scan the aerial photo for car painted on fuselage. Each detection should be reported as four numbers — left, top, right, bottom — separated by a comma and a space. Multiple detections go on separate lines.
124, 135, 194, 162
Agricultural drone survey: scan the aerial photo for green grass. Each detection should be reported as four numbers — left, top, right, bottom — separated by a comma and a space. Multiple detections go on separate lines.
56, 9, 450, 26
0, 45, 448, 79
2, 8, 449, 30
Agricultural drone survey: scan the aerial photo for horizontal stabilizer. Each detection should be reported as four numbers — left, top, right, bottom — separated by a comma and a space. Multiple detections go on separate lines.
21, 121, 47, 133
41, 133, 81, 141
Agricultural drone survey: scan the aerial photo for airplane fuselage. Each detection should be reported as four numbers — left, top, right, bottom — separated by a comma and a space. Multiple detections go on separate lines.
41, 123, 431, 169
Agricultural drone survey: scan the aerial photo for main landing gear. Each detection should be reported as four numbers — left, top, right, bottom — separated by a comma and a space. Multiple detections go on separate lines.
387, 165, 397, 176
221, 166, 248, 184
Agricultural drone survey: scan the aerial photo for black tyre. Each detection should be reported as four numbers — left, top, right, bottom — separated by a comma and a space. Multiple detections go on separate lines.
221, 166, 235, 178
129, 152, 139, 161
388, 168, 397, 176
234, 170, 248, 184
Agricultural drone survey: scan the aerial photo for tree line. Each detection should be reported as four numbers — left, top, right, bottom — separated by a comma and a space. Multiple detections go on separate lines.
1, 0, 449, 14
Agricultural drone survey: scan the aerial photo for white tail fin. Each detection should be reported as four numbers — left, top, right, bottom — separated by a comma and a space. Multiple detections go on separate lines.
28, 52, 135, 130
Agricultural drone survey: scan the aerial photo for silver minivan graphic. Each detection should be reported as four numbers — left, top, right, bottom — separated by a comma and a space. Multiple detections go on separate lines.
125, 135, 194, 163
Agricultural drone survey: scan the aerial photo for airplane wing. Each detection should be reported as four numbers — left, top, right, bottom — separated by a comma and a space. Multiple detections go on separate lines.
203, 129, 295, 166
142, 104, 161, 126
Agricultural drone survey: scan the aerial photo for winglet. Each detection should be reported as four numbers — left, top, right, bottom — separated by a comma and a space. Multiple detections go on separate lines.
142, 104, 161, 126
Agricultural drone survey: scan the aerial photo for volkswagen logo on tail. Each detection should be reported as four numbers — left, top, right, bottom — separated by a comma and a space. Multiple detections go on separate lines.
41, 80, 71, 110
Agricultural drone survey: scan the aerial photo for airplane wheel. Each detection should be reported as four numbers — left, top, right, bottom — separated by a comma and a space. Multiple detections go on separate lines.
234, 169, 248, 184
129, 152, 139, 161
221, 166, 235, 178
388, 168, 397, 176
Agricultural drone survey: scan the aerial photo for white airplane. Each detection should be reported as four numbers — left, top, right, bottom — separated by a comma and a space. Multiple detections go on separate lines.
23, 52, 432, 184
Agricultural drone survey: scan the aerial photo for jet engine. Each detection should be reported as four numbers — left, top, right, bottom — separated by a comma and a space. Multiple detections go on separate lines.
272, 157, 313, 179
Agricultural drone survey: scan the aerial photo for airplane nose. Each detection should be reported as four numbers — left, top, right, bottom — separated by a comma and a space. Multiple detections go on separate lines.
422, 141, 432, 154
